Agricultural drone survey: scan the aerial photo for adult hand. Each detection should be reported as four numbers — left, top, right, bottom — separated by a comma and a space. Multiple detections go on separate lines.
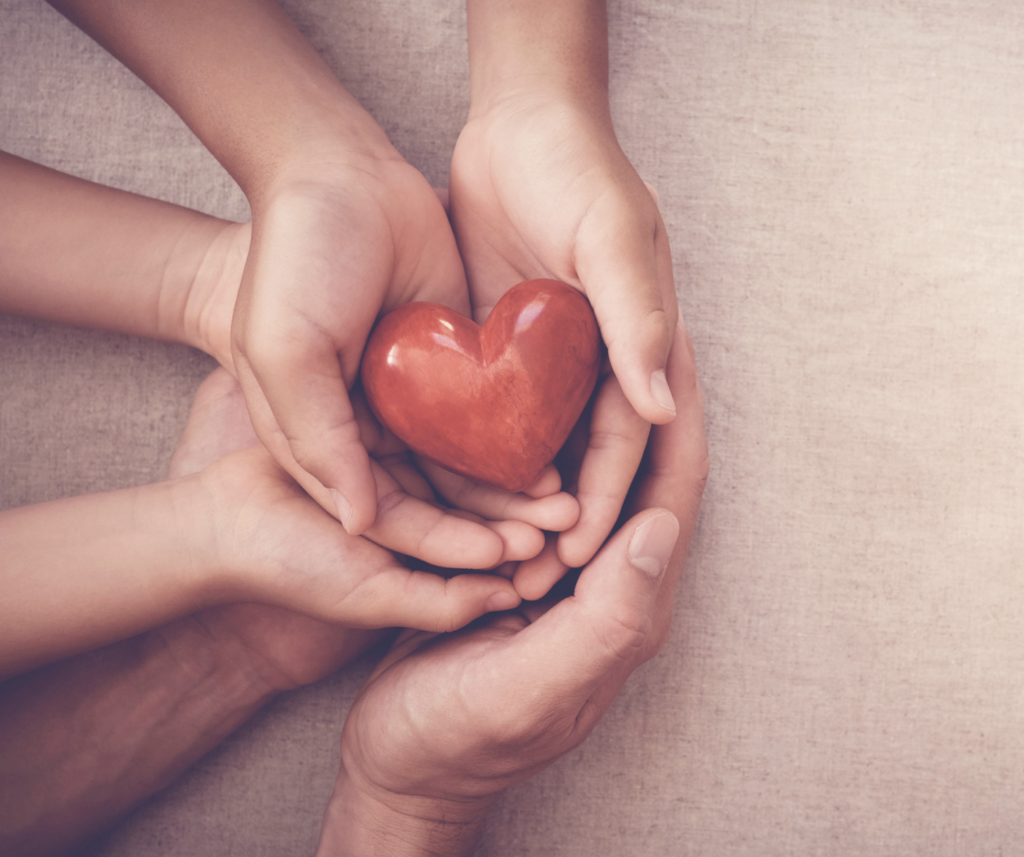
450, 0, 679, 574
315, 327, 707, 856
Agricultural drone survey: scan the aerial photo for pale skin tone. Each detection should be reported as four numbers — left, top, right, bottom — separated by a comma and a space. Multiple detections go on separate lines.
0, 366, 390, 856
46, 0, 687, 576
0, 332, 706, 857
316, 328, 706, 856
1, 0, 704, 851
0, 150, 596, 678
0, 145, 569, 849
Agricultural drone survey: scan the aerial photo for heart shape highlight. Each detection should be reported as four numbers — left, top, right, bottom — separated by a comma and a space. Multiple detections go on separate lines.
361, 279, 601, 492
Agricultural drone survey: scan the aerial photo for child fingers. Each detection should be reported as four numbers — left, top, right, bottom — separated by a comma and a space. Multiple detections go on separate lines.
556, 375, 651, 569
417, 457, 580, 532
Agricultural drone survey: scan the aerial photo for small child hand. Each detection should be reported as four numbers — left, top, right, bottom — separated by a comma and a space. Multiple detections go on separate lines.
175, 371, 521, 633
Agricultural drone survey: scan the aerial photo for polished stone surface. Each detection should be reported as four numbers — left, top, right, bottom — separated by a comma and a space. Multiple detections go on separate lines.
361, 279, 601, 492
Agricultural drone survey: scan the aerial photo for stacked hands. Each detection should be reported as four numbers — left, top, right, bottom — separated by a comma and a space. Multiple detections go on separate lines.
0, 1, 708, 854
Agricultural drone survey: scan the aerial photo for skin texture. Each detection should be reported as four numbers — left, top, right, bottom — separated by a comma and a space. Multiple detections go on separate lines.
315, 326, 707, 857
3, 2, 702, 852
0, 367, 387, 857
0, 149, 598, 678
46, 0, 686, 574
47, 0, 474, 535
451, 0, 683, 579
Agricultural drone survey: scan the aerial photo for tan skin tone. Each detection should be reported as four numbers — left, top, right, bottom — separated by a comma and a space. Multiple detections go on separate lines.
0, 150, 600, 677
0, 336, 706, 857
317, 327, 707, 857
3, 2, 702, 850
0, 368, 385, 856
47, 0, 691, 574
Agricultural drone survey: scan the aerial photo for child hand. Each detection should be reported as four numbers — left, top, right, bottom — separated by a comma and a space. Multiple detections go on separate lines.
174, 369, 523, 634
229, 158, 470, 538
168, 366, 388, 692
451, 94, 680, 574
184, 211, 577, 568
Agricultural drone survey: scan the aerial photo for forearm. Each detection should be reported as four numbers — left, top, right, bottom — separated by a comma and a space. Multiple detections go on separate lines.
0, 614, 276, 857
0, 475, 221, 678
0, 151, 233, 352
465, 0, 609, 115
48, 0, 396, 200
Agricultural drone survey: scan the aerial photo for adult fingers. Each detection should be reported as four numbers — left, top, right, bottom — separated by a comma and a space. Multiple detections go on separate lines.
491, 508, 679, 726
498, 326, 706, 711
629, 325, 709, 566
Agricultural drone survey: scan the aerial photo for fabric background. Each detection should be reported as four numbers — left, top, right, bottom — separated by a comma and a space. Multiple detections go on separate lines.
3, 1, 1024, 854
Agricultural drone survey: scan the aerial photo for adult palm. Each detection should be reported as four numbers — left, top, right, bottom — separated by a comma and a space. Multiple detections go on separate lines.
320, 329, 707, 855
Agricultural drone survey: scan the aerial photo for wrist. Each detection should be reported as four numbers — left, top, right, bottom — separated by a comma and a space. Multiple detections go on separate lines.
176, 220, 249, 369
167, 468, 240, 607
316, 768, 494, 857
248, 132, 409, 218
242, 98, 403, 211
0, 618, 278, 856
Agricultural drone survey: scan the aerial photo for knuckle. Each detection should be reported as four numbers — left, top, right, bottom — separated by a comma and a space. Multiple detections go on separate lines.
286, 420, 361, 474
596, 609, 654, 666
373, 482, 409, 522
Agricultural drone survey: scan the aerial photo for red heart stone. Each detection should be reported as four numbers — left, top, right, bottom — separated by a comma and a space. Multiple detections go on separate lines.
361, 279, 601, 492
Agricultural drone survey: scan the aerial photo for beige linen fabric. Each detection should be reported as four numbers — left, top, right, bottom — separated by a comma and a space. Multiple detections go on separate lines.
2, 1, 1024, 854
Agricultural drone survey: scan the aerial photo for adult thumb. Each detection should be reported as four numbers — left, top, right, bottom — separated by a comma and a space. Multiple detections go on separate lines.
540, 509, 680, 692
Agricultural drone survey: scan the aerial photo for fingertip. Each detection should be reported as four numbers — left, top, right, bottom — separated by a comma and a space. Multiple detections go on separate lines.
626, 510, 680, 579
487, 519, 546, 563
431, 520, 506, 570
604, 316, 677, 426
513, 542, 569, 602
535, 493, 581, 533
330, 489, 355, 532
398, 573, 514, 633
440, 575, 520, 631
556, 527, 598, 571
330, 470, 378, 535
485, 588, 522, 613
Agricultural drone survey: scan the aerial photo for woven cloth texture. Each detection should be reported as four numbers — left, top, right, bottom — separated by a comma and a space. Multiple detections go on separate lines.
3, 1, 1024, 854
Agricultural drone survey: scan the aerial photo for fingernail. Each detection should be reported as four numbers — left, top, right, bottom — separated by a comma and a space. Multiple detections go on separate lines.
486, 590, 520, 612
628, 513, 679, 578
330, 489, 353, 532
650, 369, 676, 415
